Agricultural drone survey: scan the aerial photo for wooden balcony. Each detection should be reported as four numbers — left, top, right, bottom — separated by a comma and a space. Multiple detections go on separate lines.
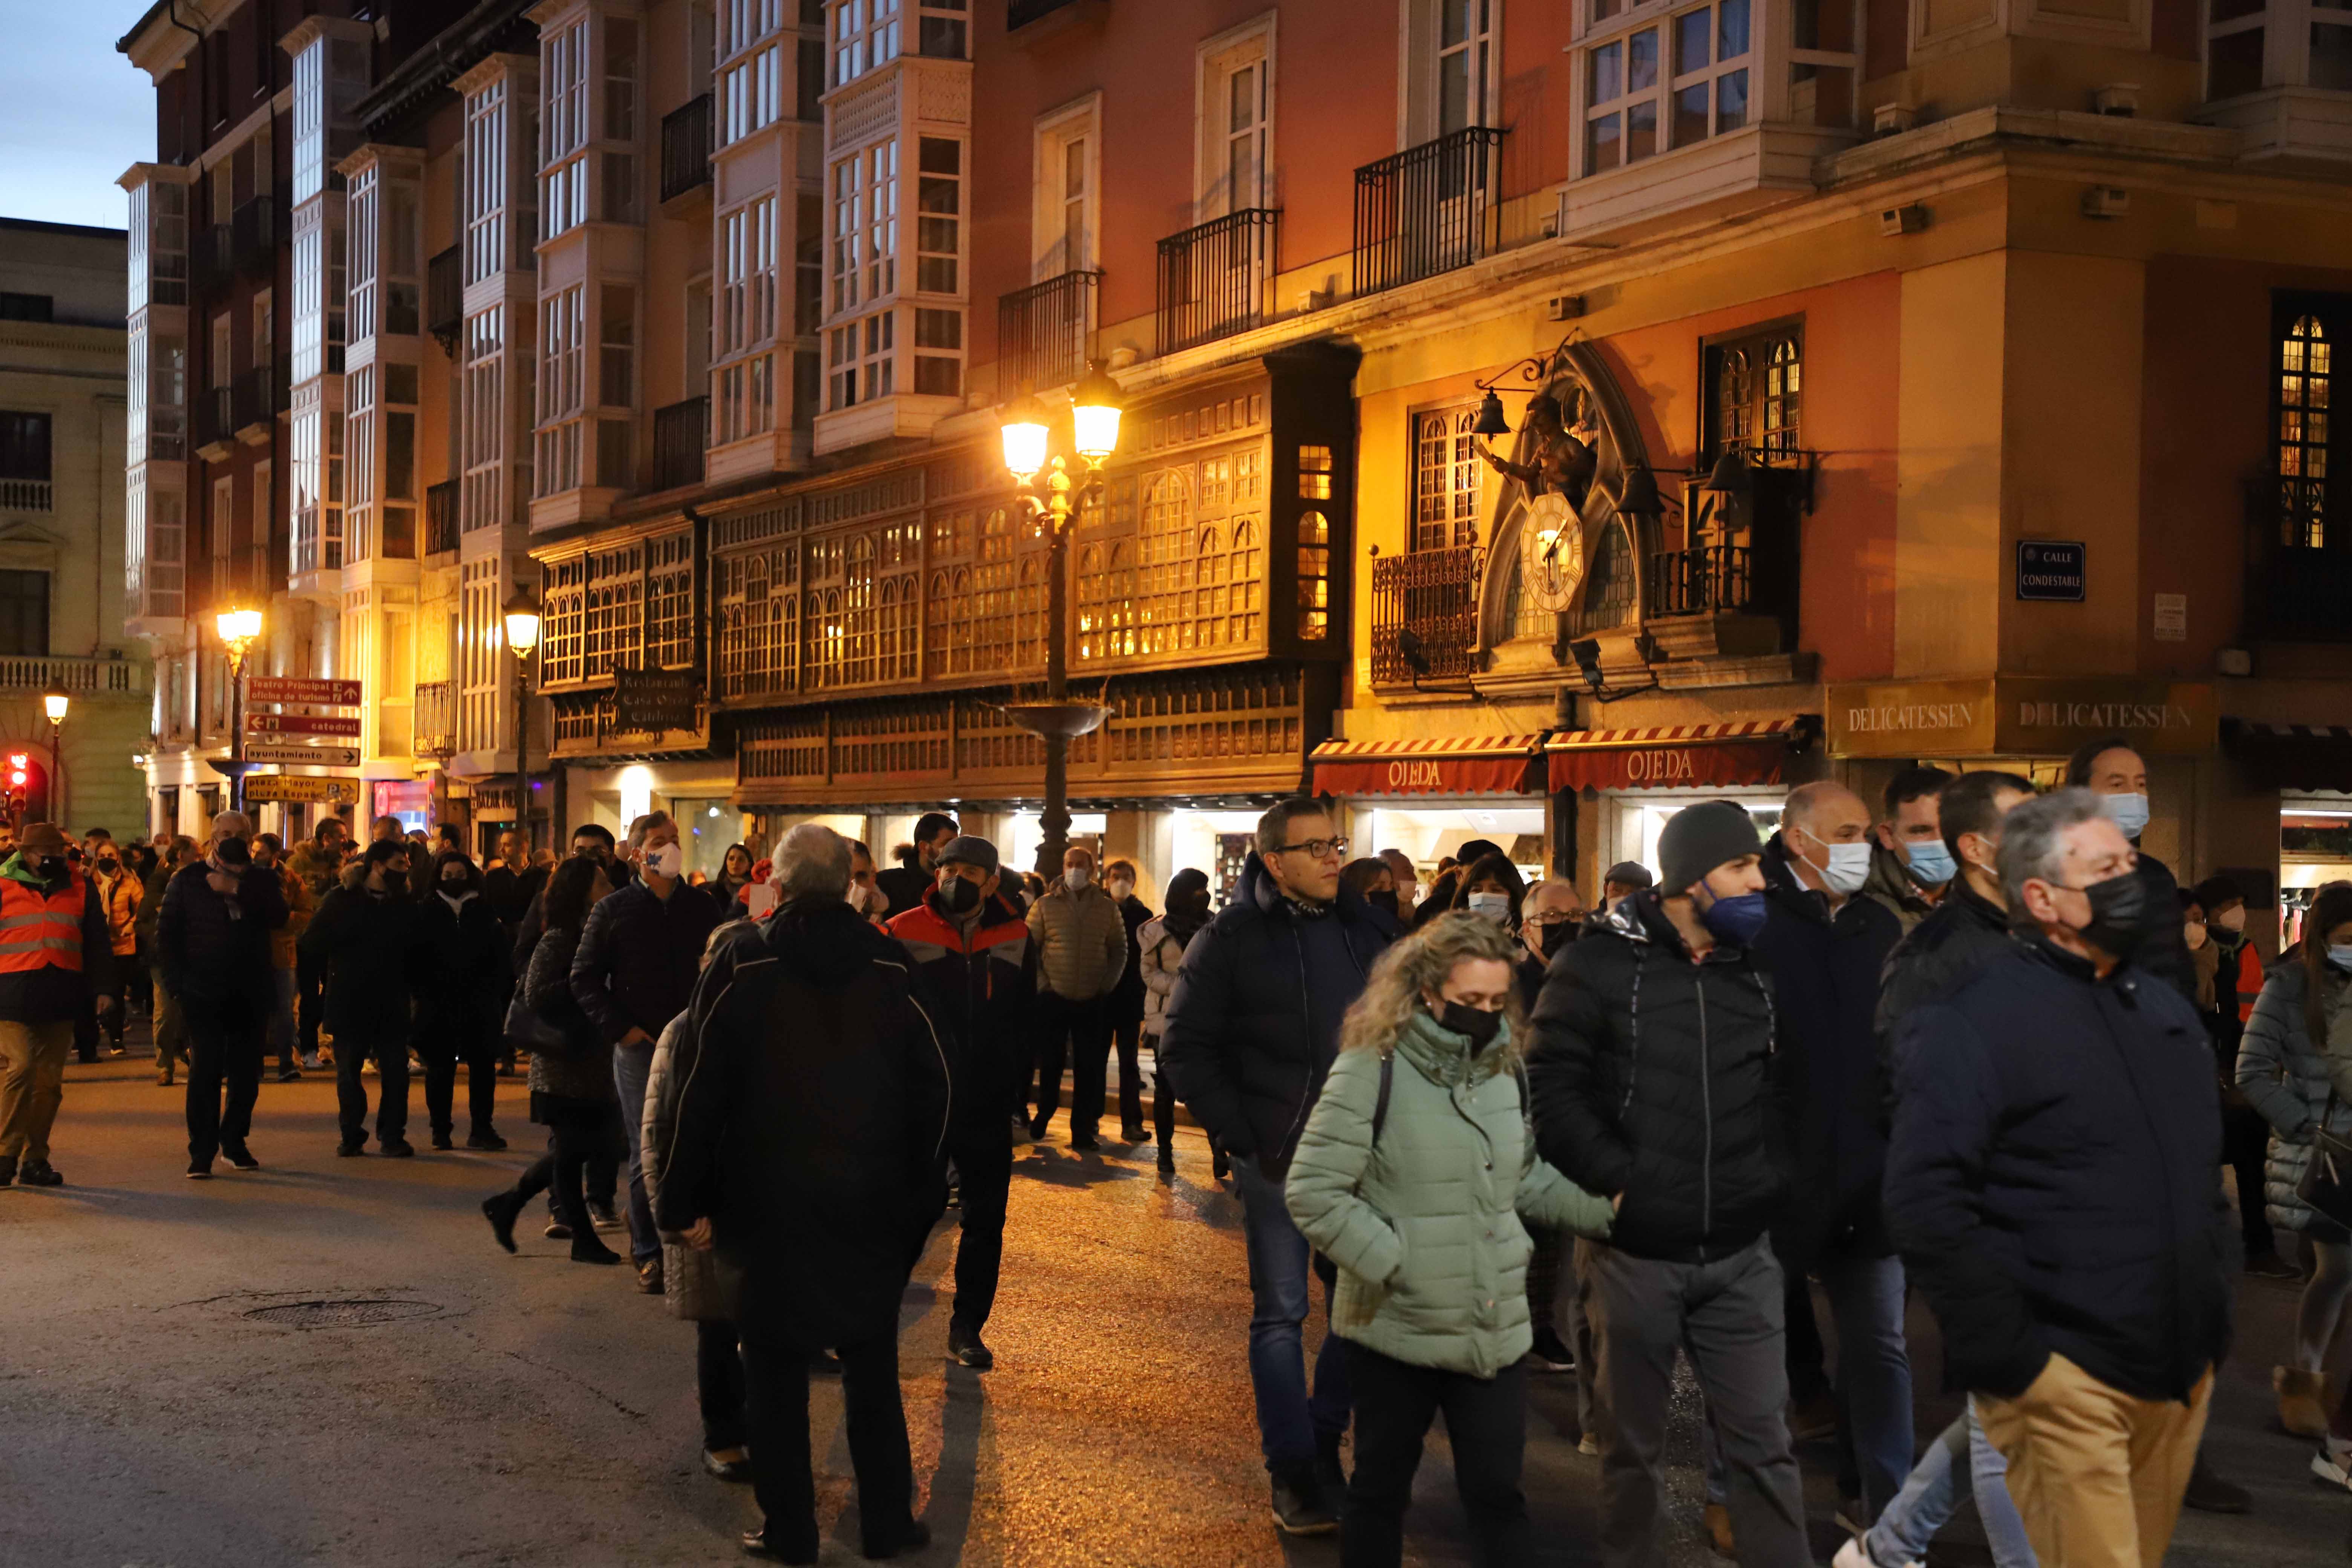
1353, 127, 1505, 297
652, 397, 708, 492
425, 481, 459, 557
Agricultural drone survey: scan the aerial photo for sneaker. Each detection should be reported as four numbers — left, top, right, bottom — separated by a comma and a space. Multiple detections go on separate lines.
466, 1129, 507, 1152
1121, 1124, 1147, 1145
589, 1201, 622, 1231
222, 1145, 260, 1171
185, 1161, 213, 1180
429, 1130, 454, 1151
1577, 1432, 1600, 1456
702, 1447, 752, 1482
15, 1159, 61, 1187
635, 1258, 665, 1294
2184, 1455, 2252, 1513
946, 1321, 994, 1370
1269, 1470, 1337, 1536
1525, 1326, 1576, 1372
379, 1139, 416, 1159
156, 1069, 173, 1086
2312, 1438, 2352, 1491
1833, 1537, 1917, 1568
335, 1139, 366, 1157
543, 1219, 573, 1240
301, 1052, 322, 1070
275, 1068, 302, 1083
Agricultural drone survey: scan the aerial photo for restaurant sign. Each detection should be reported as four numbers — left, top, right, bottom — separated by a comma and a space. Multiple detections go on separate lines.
1826, 677, 2216, 758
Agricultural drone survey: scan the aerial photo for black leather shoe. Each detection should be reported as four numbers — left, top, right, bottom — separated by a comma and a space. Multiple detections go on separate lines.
1270, 1470, 1337, 1535
482, 1193, 523, 1254
0, 1156, 17, 1187
947, 1321, 994, 1370
740, 1530, 818, 1563
335, 1140, 366, 1157
702, 1447, 752, 1482
15, 1159, 61, 1188
379, 1139, 416, 1159
429, 1130, 454, 1151
222, 1145, 260, 1172
862, 1519, 931, 1560
1070, 1132, 1101, 1152
466, 1129, 508, 1151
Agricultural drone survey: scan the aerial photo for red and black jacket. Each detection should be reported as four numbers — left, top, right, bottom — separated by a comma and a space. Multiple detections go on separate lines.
888, 888, 1035, 1134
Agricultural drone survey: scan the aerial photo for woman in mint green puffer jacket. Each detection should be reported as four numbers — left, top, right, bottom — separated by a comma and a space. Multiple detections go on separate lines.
1287, 912, 1612, 1567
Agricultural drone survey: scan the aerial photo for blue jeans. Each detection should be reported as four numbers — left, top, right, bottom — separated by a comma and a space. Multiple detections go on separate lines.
1819, 1248, 1914, 1518
611, 1040, 660, 1265
1865, 1403, 2035, 1568
1231, 1153, 1352, 1474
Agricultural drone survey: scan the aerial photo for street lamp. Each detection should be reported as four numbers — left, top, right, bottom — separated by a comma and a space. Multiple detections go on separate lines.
502, 585, 542, 853
40, 682, 67, 828
214, 605, 263, 816
998, 361, 1125, 878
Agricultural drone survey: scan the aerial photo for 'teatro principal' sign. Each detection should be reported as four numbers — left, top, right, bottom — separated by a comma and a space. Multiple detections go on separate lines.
1825, 677, 2217, 759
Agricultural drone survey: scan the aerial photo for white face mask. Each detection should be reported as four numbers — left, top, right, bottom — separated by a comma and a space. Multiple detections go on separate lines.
2099, 792, 2150, 841
1107, 878, 1134, 902
2330, 945, 2352, 973
1064, 866, 1092, 890
1799, 828, 1872, 896
1466, 891, 1512, 923
644, 842, 683, 880
845, 881, 874, 914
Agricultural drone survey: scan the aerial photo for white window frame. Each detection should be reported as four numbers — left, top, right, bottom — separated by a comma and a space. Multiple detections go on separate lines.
1031, 93, 1101, 280
1571, 0, 1855, 179
830, 0, 905, 89
1399, 0, 1502, 147
828, 137, 899, 316
1194, 14, 1277, 219
2208, 0, 2352, 98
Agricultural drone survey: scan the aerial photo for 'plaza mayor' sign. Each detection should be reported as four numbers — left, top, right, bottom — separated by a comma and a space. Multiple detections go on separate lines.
1825, 677, 2217, 759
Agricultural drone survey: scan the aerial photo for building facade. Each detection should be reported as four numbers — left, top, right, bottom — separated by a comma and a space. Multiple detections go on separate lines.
0, 220, 150, 839
114, 0, 2352, 928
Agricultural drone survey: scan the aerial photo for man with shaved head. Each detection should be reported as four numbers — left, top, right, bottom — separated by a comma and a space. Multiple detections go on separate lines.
1753, 778, 1914, 1535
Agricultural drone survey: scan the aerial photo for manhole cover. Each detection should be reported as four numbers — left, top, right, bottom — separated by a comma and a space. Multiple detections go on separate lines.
242, 1298, 440, 1329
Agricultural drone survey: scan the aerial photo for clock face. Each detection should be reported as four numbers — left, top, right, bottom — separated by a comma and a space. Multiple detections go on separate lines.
1521, 492, 1584, 612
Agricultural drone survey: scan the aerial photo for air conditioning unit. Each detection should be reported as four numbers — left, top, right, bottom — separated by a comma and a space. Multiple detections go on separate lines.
2093, 82, 2140, 116
1872, 103, 1918, 136
2081, 185, 2130, 219
1546, 295, 1586, 321
1879, 204, 1928, 237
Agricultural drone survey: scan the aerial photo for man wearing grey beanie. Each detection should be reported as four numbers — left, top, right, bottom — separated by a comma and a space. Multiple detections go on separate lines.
1527, 799, 1810, 1567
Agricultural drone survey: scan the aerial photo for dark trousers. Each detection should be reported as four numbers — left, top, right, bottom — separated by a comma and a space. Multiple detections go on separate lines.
511, 1111, 625, 1228
184, 1001, 264, 1165
742, 1325, 914, 1557
2226, 1100, 2279, 1258
422, 1017, 499, 1138
1147, 1031, 1178, 1144
296, 958, 323, 1060
98, 973, 127, 1047
949, 1121, 1012, 1332
1030, 991, 1110, 1139
74, 997, 99, 1063
334, 1027, 410, 1145
1109, 1002, 1144, 1133
698, 1319, 748, 1453
1342, 1341, 1530, 1568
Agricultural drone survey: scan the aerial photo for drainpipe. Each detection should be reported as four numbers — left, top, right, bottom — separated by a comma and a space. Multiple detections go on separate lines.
166, 1, 204, 164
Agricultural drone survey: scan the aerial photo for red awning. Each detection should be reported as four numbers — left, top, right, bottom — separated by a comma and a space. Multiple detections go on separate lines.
1547, 720, 1795, 792
1311, 735, 1546, 797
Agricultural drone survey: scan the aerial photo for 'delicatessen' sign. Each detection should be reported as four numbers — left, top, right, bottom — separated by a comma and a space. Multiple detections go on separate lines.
1825, 677, 2217, 759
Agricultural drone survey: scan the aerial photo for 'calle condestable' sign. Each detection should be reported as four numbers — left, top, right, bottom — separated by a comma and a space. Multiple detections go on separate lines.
2016, 541, 2086, 602
1825, 677, 2216, 759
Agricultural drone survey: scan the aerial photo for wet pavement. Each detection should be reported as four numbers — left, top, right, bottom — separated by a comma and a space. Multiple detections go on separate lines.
2, 1039, 2349, 1566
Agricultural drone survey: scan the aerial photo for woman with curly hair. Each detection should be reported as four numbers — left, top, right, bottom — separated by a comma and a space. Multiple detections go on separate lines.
1285, 912, 1612, 1566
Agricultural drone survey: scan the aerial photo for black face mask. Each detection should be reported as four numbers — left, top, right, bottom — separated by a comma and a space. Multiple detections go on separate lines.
2071, 867, 2154, 960
1366, 888, 1399, 916
97, 857, 118, 873
1438, 1001, 1504, 1050
1537, 921, 1577, 959
939, 876, 980, 914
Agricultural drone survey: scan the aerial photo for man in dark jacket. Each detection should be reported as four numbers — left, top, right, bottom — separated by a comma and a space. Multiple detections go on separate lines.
1104, 858, 1153, 1144
573, 809, 720, 1293
159, 828, 285, 1178
299, 838, 426, 1157
1750, 781, 1911, 1525
658, 824, 948, 1565
1161, 798, 1395, 1536
1886, 787, 2232, 1566
888, 833, 1033, 1371
1530, 799, 1808, 1568
0, 822, 117, 1188
875, 811, 957, 923
417, 853, 509, 1152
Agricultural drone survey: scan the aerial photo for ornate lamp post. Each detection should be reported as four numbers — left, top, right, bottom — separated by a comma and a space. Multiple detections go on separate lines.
502, 585, 542, 851
40, 682, 67, 827
214, 605, 263, 815
999, 361, 1125, 878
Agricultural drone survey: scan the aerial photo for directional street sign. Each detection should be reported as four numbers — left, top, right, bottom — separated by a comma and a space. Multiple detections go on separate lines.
246, 677, 362, 706
241, 741, 362, 768
247, 712, 363, 738
242, 774, 361, 806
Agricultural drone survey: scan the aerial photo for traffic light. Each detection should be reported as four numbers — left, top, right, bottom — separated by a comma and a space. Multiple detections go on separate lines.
4, 753, 48, 823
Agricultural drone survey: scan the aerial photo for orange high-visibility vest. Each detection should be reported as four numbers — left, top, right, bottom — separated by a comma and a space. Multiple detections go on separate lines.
0, 871, 86, 974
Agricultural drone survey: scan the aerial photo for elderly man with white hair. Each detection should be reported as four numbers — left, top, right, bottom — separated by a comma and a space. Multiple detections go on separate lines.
658, 822, 950, 1563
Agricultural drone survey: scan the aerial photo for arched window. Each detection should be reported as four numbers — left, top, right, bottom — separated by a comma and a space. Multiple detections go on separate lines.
1296, 510, 1329, 639
1575, 520, 1636, 633
2283, 313, 2331, 550
1231, 519, 1262, 644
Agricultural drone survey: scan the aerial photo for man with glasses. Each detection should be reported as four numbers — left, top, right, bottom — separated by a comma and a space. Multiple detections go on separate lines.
1161, 798, 1398, 1536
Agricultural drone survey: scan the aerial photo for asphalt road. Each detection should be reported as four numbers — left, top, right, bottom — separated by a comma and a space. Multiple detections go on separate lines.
3, 1040, 2349, 1567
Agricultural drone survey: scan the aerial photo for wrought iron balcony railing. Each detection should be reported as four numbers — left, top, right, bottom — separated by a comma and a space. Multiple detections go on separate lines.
1156, 208, 1278, 355
1647, 544, 1755, 616
232, 363, 285, 433
1353, 126, 1506, 298
198, 384, 237, 449
1370, 544, 1484, 685
997, 269, 1101, 392
413, 679, 456, 758
653, 396, 709, 492
660, 94, 713, 203
425, 480, 459, 556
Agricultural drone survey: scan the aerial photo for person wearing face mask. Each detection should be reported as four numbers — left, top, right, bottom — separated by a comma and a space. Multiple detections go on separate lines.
508, 824, 629, 978
1136, 868, 1214, 1177
888, 835, 1035, 1371
1024, 846, 1130, 1151
1449, 852, 1526, 936
1529, 798, 1810, 1568
1516, 880, 1586, 1002
1100, 858, 1156, 1145
1341, 858, 1399, 922
1886, 788, 2232, 1568
89, 834, 141, 1061
2236, 880, 2352, 1470
300, 838, 428, 1158
1752, 780, 1912, 1535
843, 839, 890, 925
0, 822, 118, 1189
572, 811, 723, 1294
415, 852, 510, 1153
1862, 767, 1957, 934
876, 812, 959, 927
1376, 848, 1419, 922
2197, 875, 2293, 1281
1285, 912, 1612, 1567
1513, 877, 1589, 1384
1841, 770, 2038, 1568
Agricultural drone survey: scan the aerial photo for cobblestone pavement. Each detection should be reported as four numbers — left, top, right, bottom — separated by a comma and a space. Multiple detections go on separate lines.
2, 1043, 2347, 1566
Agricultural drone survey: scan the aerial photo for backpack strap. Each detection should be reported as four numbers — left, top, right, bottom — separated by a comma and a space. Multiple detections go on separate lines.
1371, 1046, 1395, 1147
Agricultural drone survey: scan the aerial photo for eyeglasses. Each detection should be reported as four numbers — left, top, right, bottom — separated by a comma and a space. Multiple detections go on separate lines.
1274, 836, 1349, 860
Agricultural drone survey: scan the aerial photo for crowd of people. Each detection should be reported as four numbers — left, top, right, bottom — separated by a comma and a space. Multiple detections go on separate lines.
0, 736, 2335, 1565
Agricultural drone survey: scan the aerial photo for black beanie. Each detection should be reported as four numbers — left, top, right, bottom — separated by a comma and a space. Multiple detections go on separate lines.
1658, 800, 1763, 896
